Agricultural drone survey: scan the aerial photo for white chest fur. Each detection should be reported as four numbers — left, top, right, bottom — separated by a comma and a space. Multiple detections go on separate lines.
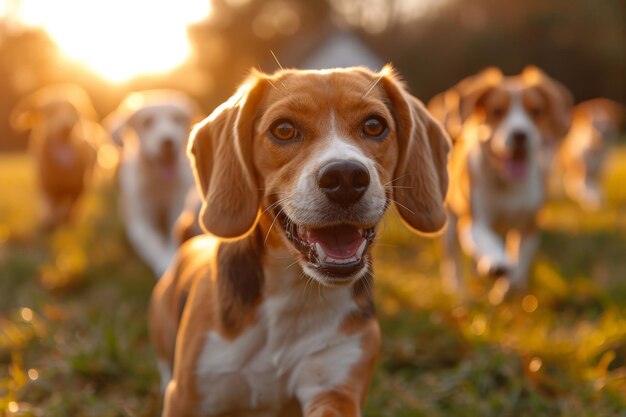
196, 264, 364, 416
470, 149, 544, 229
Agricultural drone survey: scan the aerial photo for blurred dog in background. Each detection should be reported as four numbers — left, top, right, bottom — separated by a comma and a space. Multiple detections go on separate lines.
429, 66, 573, 296
105, 90, 200, 277
557, 98, 624, 210
10, 84, 103, 230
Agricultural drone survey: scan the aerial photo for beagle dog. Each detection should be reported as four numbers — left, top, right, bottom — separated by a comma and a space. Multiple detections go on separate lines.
105, 90, 200, 277
10, 83, 102, 229
428, 66, 573, 294
149, 66, 450, 417
557, 98, 624, 210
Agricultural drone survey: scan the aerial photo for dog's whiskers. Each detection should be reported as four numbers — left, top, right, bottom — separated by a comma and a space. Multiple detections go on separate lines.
262, 196, 291, 215
257, 65, 279, 92
264, 206, 285, 246
383, 174, 409, 186
284, 258, 301, 271
265, 78, 279, 92
387, 185, 413, 189
361, 72, 386, 99
270, 51, 289, 91
387, 197, 417, 215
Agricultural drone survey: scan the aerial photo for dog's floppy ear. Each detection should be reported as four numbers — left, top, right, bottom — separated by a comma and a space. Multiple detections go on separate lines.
602, 100, 625, 129
103, 94, 141, 147
63, 84, 99, 122
427, 67, 502, 139
103, 112, 127, 147
10, 94, 39, 132
456, 66, 502, 122
427, 90, 463, 140
523, 66, 573, 138
381, 68, 451, 234
188, 72, 267, 239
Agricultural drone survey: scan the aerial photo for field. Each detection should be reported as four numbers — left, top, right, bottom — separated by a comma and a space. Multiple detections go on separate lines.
1, 149, 625, 417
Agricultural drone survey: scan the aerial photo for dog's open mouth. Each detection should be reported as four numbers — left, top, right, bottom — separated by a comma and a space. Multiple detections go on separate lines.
276, 210, 376, 280
493, 147, 528, 180
156, 153, 179, 179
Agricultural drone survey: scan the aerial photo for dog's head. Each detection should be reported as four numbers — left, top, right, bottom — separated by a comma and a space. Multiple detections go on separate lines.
445, 66, 573, 181
189, 66, 450, 287
575, 98, 625, 150
11, 83, 98, 143
105, 90, 200, 179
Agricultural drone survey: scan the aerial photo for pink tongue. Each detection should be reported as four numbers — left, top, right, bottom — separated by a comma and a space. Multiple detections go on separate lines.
504, 159, 527, 179
160, 161, 178, 179
305, 225, 364, 259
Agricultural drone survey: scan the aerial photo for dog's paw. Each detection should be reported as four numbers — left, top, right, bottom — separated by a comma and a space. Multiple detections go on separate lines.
477, 257, 512, 279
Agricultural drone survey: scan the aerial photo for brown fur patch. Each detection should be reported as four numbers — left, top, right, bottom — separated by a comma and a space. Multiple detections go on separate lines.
216, 228, 265, 337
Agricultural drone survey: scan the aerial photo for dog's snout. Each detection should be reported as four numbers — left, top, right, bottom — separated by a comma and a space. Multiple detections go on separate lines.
317, 160, 370, 208
159, 138, 179, 164
511, 130, 528, 147
161, 138, 176, 152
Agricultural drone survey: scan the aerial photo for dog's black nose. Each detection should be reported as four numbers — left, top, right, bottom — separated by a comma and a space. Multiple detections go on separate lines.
512, 130, 528, 147
159, 139, 178, 163
317, 160, 370, 208
161, 138, 176, 153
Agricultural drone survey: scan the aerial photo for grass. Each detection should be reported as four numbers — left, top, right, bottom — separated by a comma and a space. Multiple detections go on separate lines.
1, 148, 626, 417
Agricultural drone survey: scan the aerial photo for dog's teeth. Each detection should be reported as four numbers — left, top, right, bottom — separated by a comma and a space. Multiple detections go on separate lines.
356, 240, 367, 259
315, 243, 327, 262
325, 256, 358, 265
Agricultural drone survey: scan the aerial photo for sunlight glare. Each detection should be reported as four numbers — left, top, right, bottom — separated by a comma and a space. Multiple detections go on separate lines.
15, 0, 211, 82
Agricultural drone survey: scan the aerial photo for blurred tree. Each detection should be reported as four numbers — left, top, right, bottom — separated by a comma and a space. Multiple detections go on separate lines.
367, 0, 626, 102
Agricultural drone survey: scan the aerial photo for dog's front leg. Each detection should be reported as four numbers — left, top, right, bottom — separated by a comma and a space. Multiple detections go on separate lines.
441, 212, 465, 294
127, 218, 174, 276
161, 379, 196, 417
302, 391, 360, 417
125, 202, 175, 277
295, 336, 377, 417
458, 217, 511, 278
507, 230, 540, 292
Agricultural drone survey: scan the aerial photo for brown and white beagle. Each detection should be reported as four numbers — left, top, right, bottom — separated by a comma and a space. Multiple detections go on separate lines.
428, 66, 573, 295
557, 98, 624, 210
105, 90, 201, 277
149, 66, 451, 416
10, 83, 103, 229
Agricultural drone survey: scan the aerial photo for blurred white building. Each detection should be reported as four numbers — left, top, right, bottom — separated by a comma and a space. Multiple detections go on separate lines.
276, 26, 385, 71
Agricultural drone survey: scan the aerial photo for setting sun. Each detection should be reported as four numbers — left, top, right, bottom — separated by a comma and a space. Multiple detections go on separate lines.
10, 0, 211, 82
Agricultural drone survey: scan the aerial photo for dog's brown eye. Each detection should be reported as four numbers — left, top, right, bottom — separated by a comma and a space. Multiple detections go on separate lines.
172, 112, 188, 126
362, 116, 388, 140
491, 107, 505, 118
269, 120, 300, 142
142, 116, 154, 129
530, 107, 543, 118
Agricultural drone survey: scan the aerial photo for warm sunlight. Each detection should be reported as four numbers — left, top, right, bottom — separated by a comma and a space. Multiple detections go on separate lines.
9, 0, 211, 82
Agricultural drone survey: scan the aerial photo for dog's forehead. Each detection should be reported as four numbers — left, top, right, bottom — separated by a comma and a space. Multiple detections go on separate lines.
133, 104, 187, 119
42, 99, 76, 111
484, 81, 544, 106
268, 70, 375, 105
260, 70, 389, 117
